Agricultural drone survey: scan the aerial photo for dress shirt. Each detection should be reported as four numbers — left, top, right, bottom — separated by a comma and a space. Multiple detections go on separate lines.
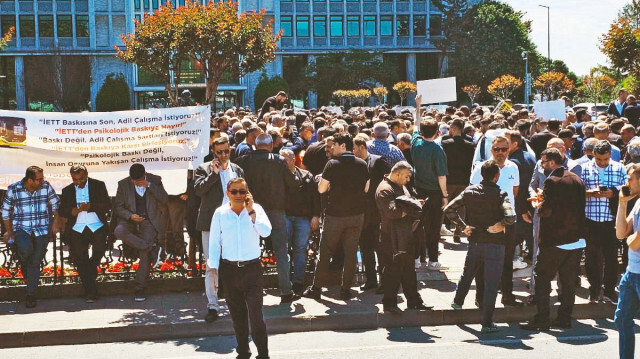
367, 138, 405, 167
72, 184, 103, 233
1, 180, 59, 237
580, 159, 627, 222
557, 238, 586, 250
208, 203, 272, 269
135, 183, 147, 197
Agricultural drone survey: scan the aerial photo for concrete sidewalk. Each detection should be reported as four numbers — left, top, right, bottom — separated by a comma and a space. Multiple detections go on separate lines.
0, 238, 616, 348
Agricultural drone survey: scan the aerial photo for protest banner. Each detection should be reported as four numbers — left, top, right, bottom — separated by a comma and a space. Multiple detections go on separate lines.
0, 106, 210, 195
417, 77, 457, 104
533, 100, 565, 121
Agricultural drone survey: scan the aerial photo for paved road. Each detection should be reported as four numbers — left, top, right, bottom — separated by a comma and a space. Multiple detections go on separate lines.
3, 319, 625, 359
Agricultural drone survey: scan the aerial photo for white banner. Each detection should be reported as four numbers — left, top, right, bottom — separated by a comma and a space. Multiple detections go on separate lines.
417, 77, 457, 104
533, 100, 566, 121
0, 106, 210, 195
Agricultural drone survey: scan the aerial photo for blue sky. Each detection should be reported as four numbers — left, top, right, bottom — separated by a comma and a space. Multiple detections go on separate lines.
508, 0, 629, 76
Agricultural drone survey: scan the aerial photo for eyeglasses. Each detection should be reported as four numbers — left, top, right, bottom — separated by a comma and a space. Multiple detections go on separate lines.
492, 147, 509, 152
228, 189, 248, 195
215, 149, 230, 155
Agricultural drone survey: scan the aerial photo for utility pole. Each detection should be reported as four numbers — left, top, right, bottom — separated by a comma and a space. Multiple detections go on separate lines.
539, 5, 550, 72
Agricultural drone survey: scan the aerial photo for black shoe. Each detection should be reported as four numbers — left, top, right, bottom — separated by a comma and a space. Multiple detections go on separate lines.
25, 294, 37, 308
602, 292, 618, 305
501, 297, 522, 307
375, 286, 385, 295
384, 306, 402, 313
453, 236, 461, 243
292, 283, 304, 296
340, 289, 353, 301
302, 286, 321, 300
360, 282, 378, 291
134, 289, 147, 302
408, 303, 433, 311
550, 318, 572, 329
205, 308, 219, 323
84, 292, 98, 303
280, 293, 300, 304
520, 321, 550, 331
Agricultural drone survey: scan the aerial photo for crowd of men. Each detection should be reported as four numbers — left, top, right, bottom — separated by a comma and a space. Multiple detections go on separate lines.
3, 89, 640, 358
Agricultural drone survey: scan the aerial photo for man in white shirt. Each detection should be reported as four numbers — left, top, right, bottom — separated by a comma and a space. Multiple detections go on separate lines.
470, 135, 521, 307
59, 165, 111, 303
210, 177, 271, 359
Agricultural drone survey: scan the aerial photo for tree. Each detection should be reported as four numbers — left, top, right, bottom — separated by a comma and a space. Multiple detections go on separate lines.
580, 74, 616, 105
534, 72, 575, 100
96, 73, 131, 112
619, 0, 640, 29
487, 74, 522, 101
462, 84, 481, 105
373, 86, 388, 104
448, 1, 543, 103
253, 71, 289, 111
353, 89, 371, 106
600, 17, 640, 82
393, 81, 416, 106
431, 0, 469, 76
0, 26, 14, 50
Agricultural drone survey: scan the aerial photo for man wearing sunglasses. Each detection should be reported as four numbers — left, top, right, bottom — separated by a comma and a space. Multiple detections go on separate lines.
194, 135, 244, 323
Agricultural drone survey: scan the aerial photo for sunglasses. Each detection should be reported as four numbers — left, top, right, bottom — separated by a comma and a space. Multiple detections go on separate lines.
228, 189, 248, 195
216, 149, 230, 155
492, 147, 509, 152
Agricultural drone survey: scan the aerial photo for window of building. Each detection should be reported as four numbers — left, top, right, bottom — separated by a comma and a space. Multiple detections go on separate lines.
313, 16, 326, 37
76, 15, 89, 38
0, 56, 16, 110
396, 15, 409, 36
330, 16, 342, 37
20, 16, 35, 38
1, 16, 15, 37
134, 0, 141, 10
380, 15, 392, 36
281, 16, 292, 37
39, 15, 54, 38
429, 14, 442, 36
281, 0, 292, 2
297, 16, 309, 37
364, 15, 375, 36
57, 15, 72, 37
413, 15, 426, 36
347, 16, 359, 37
143, 0, 150, 9
297, 0, 308, 3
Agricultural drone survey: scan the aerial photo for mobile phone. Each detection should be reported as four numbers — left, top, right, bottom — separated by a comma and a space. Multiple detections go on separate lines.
599, 185, 608, 192
622, 185, 631, 197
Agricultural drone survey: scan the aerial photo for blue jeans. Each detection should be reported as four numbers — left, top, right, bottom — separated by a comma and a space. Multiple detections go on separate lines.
284, 215, 311, 286
267, 210, 292, 295
14, 230, 49, 295
614, 269, 640, 359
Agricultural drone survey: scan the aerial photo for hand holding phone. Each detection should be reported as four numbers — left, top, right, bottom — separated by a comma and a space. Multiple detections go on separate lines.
244, 191, 254, 212
211, 159, 221, 174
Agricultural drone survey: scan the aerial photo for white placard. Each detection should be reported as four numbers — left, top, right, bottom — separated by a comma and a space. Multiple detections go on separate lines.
417, 77, 457, 104
533, 100, 566, 121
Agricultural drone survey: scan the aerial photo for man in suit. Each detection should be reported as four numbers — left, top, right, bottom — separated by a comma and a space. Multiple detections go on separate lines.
59, 165, 111, 303
194, 136, 244, 322
608, 89, 628, 118
114, 163, 169, 302
521, 148, 586, 330
353, 134, 391, 291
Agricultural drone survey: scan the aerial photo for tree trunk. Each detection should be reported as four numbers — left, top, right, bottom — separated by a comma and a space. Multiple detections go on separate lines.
206, 77, 219, 112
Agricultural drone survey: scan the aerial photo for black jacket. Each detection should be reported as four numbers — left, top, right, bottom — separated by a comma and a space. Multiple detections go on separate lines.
364, 154, 391, 225
193, 162, 244, 231
441, 135, 475, 186
608, 100, 628, 118
59, 177, 111, 234
285, 167, 320, 218
529, 130, 557, 159
375, 177, 419, 256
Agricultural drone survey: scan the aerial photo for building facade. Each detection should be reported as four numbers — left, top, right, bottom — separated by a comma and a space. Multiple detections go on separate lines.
0, 0, 466, 112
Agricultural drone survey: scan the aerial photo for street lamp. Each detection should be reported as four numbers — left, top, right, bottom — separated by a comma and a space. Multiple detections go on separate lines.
522, 51, 530, 107
539, 4, 550, 72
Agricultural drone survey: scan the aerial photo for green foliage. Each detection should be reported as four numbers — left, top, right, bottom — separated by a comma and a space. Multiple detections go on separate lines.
253, 72, 289, 111
431, 0, 469, 75
96, 73, 131, 112
448, 0, 544, 104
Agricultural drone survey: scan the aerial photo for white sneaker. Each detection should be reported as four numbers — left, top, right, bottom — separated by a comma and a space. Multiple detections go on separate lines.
415, 258, 421, 269
513, 257, 528, 270
440, 225, 454, 236
427, 261, 442, 271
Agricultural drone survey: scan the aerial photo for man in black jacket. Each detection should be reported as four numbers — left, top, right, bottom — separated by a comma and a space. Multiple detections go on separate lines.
444, 160, 516, 333
236, 133, 299, 303
59, 165, 111, 302
608, 88, 628, 118
521, 148, 586, 331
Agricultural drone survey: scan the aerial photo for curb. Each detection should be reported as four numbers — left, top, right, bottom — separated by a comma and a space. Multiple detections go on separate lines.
0, 303, 615, 349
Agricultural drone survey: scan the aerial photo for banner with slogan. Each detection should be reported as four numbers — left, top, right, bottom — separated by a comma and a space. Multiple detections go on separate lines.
0, 106, 210, 195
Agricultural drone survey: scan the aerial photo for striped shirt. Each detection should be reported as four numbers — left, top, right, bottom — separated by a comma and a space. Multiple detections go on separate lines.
1, 180, 60, 236
580, 159, 627, 222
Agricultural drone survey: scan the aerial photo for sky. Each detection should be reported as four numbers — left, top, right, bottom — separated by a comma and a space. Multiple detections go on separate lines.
507, 0, 629, 76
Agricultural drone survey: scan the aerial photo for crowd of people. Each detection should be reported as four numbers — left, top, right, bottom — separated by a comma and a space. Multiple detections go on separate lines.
3, 89, 640, 358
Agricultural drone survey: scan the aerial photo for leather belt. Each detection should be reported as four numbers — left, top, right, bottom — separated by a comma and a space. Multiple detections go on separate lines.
221, 258, 260, 267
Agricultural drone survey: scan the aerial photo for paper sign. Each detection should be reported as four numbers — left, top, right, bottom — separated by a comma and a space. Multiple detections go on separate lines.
533, 100, 566, 121
417, 77, 457, 104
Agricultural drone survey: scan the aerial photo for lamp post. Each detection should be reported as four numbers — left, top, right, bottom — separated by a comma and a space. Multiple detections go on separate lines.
539, 4, 550, 72
522, 51, 530, 107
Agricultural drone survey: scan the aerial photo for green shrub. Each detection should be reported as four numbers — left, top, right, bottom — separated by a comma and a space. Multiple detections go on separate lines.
96, 73, 131, 112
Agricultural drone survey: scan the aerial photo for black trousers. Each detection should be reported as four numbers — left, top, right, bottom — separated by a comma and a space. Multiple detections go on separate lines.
476, 225, 516, 302
533, 246, 581, 325
585, 219, 619, 297
382, 250, 422, 308
67, 226, 107, 294
416, 188, 443, 263
220, 261, 268, 359
359, 221, 381, 286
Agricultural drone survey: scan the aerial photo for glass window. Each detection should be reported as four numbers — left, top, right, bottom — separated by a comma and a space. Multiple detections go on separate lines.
39, 15, 54, 37
134, 0, 141, 9
281, 16, 292, 37
1, 16, 15, 37
19, 16, 35, 38
297, 0, 308, 3
429, 14, 442, 36
413, 15, 426, 36
380, 15, 392, 36
330, 16, 342, 37
281, 0, 292, 2
152, 0, 158, 8
364, 15, 375, 36
396, 15, 409, 36
313, 16, 326, 37
76, 15, 89, 38
57, 15, 72, 37
347, 16, 359, 37
143, 0, 150, 9
297, 16, 309, 37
